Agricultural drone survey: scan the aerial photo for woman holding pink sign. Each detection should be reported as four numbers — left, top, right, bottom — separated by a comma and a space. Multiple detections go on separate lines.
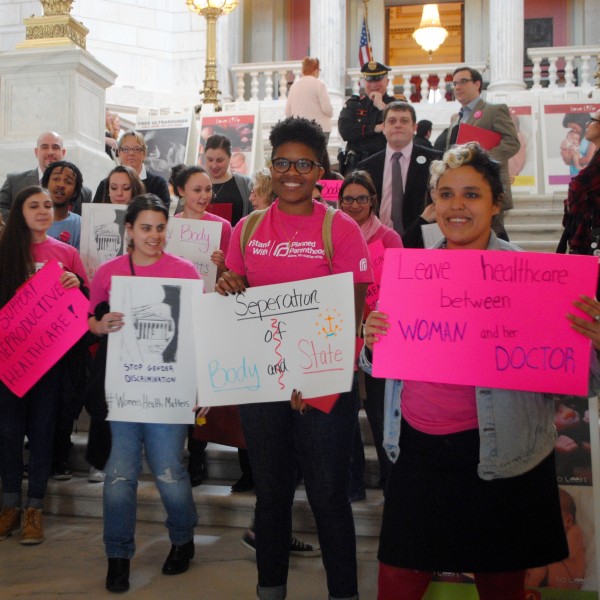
359, 143, 600, 599
0, 186, 87, 546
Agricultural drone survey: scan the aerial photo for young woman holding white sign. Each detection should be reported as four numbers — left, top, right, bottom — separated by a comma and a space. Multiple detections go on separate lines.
0, 185, 87, 546
361, 142, 600, 600
87, 194, 201, 593
216, 117, 373, 600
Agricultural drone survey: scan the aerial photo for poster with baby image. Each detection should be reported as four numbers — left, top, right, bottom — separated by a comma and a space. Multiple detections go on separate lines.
193, 273, 356, 406
166, 217, 222, 292
80, 204, 128, 282
540, 101, 600, 194
197, 110, 264, 178
136, 111, 198, 182
105, 276, 203, 424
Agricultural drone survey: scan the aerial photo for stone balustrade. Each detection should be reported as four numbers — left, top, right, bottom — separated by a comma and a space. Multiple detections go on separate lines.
526, 46, 600, 90
230, 60, 302, 102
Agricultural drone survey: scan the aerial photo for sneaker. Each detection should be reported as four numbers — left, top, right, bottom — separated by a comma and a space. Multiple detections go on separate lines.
21, 508, 44, 545
241, 530, 256, 553
289, 535, 321, 558
51, 462, 72, 481
241, 531, 321, 558
88, 466, 105, 483
0, 507, 21, 540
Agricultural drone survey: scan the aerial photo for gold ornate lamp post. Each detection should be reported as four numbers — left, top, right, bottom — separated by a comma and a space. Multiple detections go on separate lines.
186, 0, 239, 110
17, 0, 89, 50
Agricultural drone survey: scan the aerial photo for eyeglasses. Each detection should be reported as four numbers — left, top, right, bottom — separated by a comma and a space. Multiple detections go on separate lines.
451, 78, 473, 88
119, 146, 144, 154
271, 158, 321, 174
340, 195, 371, 205
587, 117, 600, 126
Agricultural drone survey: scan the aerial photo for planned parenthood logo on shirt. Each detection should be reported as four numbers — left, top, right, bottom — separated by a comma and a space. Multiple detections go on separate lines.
249, 239, 325, 260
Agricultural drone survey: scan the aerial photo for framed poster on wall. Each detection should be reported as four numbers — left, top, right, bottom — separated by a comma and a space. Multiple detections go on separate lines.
540, 101, 600, 194
135, 111, 198, 182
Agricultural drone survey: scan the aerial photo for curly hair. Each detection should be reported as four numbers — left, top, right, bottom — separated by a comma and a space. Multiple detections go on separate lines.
269, 117, 327, 162
41, 160, 83, 204
429, 142, 505, 208
252, 168, 275, 204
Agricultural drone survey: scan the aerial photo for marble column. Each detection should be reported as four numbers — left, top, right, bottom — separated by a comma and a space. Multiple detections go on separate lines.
310, 0, 346, 101
0, 46, 116, 191
487, 0, 526, 91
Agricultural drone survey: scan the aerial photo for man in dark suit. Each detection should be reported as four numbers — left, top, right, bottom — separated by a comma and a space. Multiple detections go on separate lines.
0, 131, 92, 219
357, 102, 441, 246
93, 130, 171, 208
446, 67, 520, 238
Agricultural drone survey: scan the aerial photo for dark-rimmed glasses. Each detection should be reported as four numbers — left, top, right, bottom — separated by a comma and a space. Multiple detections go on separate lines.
119, 146, 144, 154
587, 117, 600, 126
451, 78, 473, 88
271, 158, 321, 174
340, 195, 372, 205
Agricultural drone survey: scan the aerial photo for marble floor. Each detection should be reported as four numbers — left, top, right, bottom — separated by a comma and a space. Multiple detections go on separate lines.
2, 514, 379, 599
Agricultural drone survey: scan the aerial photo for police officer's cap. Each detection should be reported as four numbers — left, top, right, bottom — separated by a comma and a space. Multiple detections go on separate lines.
361, 61, 391, 81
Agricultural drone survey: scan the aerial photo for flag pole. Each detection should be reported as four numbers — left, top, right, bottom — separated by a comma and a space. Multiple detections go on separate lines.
363, 0, 373, 62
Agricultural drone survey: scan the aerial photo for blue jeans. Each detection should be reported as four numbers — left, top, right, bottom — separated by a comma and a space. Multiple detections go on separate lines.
103, 421, 197, 559
239, 387, 359, 599
0, 363, 62, 509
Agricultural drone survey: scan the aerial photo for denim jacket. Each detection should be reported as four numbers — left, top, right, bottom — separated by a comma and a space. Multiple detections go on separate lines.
359, 233, 600, 480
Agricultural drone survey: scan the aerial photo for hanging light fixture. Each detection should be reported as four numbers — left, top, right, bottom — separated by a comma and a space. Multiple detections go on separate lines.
412, 4, 448, 59
186, 0, 239, 108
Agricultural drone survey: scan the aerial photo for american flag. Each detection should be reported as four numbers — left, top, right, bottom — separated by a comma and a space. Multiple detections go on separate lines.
359, 16, 372, 67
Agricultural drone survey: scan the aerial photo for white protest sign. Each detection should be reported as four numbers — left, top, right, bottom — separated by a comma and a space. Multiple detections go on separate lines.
166, 217, 221, 293
194, 273, 356, 406
106, 276, 203, 424
80, 204, 128, 282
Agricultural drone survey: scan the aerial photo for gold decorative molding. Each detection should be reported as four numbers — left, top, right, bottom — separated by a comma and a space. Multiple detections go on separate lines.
16, 14, 88, 50
40, 0, 75, 15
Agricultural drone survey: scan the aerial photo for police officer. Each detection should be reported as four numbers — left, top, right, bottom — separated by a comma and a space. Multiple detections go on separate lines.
338, 61, 396, 174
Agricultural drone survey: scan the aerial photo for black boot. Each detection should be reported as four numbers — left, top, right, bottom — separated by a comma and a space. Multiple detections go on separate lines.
231, 449, 254, 493
162, 539, 195, 575
106, 558, 130, 593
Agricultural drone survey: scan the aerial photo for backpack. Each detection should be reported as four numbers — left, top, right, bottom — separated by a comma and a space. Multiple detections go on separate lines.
240, 205, 337, 272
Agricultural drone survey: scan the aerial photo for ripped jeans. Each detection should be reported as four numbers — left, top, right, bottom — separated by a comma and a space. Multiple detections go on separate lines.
103, 421, 197, 559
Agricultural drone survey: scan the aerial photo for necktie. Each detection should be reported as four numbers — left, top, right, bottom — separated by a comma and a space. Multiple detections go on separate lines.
448, 109, 464, 147
391, 152, 404, 236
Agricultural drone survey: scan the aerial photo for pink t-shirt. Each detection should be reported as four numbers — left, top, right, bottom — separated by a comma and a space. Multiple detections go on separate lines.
402, 380, 478, 435
174, 211, 232, 256
90, 251, 200, 312
227, 200, 373, 286
367, 223, 403, 248
31, 236, 89, 287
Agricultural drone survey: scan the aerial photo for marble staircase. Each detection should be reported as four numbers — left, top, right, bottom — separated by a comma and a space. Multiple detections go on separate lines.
504, 193, 565, 253
40, 410, 385, 538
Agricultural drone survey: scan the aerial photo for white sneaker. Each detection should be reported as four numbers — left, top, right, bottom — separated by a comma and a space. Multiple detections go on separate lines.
88, 466, 105, 483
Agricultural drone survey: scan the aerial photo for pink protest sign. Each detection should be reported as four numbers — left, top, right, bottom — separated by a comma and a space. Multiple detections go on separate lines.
318, 180, 343, 202
373, 249, 598, 395
0, 260, 90, 397
365, 239, 385, 313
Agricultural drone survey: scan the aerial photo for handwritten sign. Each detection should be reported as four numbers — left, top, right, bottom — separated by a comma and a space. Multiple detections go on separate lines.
365, 239, 385, 313
194, 273, 356, 406
373, 249, 598, 395
105, 276, 204, 424
80, 204, 128, 282
318, 179, 343, 203
0, 261, 89, 397
166, 218, 222, 292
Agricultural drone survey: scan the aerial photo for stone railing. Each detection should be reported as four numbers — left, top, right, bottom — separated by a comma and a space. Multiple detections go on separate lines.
526, 45, 600, 89
346, 62, 487, 103
230, 60, 302, 102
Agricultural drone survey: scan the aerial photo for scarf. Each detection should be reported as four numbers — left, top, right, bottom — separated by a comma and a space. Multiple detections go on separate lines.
360, 213, 383, 243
